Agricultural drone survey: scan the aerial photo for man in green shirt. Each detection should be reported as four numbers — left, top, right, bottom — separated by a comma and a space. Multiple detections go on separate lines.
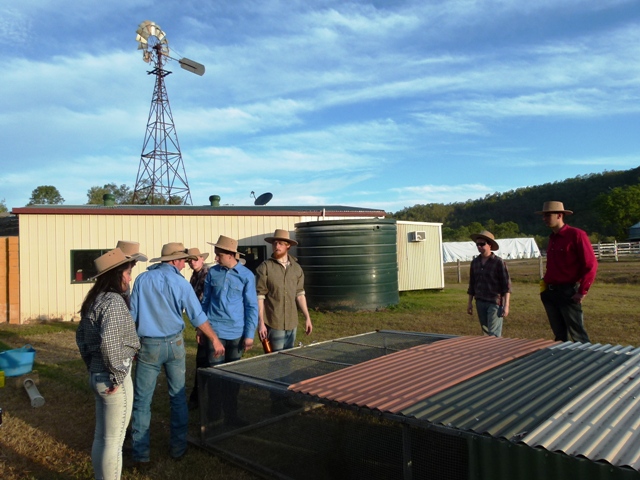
256, 229, 312, 351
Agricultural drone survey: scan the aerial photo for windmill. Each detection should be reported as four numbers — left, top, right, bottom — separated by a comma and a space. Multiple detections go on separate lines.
132, 20, 205, 205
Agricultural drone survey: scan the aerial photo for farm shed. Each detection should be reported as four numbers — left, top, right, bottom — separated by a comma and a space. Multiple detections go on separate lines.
196, 331, 640, 480
396, 221, 444, 291
7, 204, 444, 324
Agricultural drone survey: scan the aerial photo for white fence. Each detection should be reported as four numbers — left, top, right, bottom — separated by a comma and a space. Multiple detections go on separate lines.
592, 242, 640, 261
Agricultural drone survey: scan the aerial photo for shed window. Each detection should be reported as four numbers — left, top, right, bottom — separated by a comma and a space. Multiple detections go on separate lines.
71, 249, 109, 283
237, 245, 267, 274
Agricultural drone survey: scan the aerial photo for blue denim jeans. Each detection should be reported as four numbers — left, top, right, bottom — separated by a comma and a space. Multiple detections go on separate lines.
475, 300, 503, 337
266, 326, 297, 351
131, 333, 187, 462
90, 364, 132, 480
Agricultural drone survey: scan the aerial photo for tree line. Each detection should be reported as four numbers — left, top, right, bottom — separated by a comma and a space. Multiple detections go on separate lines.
23, 183, 183, 207
391, 167, 640, 246
14, 166, 640, 247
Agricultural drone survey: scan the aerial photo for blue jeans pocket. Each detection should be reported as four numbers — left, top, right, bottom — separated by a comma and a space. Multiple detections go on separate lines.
170, 337, 185, 361
91, 372, 114, 396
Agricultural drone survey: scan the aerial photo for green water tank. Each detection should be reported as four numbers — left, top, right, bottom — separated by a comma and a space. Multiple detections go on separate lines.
294, 218, 399, 311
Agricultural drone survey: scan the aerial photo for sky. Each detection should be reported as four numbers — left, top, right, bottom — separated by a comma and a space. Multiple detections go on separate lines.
2, 0, 640, 213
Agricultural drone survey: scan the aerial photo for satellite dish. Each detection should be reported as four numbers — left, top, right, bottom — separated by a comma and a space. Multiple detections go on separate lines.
135, 20, 206, 76
254, 192, 273, 206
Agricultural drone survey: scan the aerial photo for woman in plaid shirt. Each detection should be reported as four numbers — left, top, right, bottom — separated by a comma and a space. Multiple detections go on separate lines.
76, 247, 145, 480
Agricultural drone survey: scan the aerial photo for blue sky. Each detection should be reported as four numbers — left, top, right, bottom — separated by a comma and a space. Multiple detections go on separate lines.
2, 0, 640, 213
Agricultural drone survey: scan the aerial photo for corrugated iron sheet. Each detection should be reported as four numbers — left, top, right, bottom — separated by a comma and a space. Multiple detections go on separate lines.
400, 342, 636, 442
521, 344, 640, 471
289, 336, 556, 412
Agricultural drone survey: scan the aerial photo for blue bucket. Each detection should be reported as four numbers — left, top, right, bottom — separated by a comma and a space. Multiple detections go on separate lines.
0, 345, 36, 377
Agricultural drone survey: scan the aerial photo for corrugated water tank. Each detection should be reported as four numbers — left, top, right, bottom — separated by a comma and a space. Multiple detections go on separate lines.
294, 218, 399, 311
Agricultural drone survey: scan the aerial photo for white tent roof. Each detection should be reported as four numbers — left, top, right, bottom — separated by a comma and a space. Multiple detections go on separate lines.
443, 238, 541, 263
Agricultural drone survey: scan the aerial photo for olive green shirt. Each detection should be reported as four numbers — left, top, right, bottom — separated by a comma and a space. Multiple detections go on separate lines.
255, 255, 306, 330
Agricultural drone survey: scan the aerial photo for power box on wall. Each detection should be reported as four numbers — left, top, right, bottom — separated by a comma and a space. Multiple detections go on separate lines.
409, 231, 426, 242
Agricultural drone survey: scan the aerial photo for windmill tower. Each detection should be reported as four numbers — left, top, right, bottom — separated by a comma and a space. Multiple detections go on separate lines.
132, 21, 204, 205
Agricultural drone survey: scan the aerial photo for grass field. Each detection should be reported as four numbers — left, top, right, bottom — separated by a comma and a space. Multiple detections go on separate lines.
1, 258, 639, 479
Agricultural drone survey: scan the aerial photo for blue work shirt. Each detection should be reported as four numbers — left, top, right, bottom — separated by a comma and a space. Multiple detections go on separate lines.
130, 262, 208, 337
201, 263, 259, 341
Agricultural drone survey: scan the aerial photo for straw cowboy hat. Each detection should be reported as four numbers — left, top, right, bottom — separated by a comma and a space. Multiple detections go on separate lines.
470, 230, 500, 251
89, 248, 133, 280
264, 229, 298, 246
535, 201, 573, 215
187, 247, 209, 261
150, 242, 198, 263
116, 240, 148, 262
207, 235, 243, 255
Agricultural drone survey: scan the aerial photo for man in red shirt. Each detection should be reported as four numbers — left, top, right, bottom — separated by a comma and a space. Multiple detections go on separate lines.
537, 201, 597, 343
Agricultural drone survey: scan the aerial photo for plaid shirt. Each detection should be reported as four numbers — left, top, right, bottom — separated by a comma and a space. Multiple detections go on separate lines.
189, 265, 210, 301
467, 253, 511, 304
76, 292, 140, 385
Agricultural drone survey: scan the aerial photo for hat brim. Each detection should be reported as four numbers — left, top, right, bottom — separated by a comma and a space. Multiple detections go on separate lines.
206, 242, 243, 255
470, 233, 499, 251
149, 253, 197, 263
88, 258, 133, 281
126, 252, 148, 262
264, 236, 298, 246
535, 209, 573, 215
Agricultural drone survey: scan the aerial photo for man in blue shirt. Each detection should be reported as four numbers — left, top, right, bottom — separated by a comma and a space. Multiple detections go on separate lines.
201, 235, 258, 426
129, 243, 224, 464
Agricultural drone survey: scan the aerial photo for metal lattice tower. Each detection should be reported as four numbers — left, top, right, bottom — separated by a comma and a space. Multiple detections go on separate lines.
132, 43, 192, 205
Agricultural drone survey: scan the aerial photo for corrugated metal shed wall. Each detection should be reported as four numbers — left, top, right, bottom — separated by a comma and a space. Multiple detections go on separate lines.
396, 221, 444, 291
17, 213, 358, 322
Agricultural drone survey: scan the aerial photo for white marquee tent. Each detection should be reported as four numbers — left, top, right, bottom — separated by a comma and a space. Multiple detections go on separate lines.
443, 238, 541, 263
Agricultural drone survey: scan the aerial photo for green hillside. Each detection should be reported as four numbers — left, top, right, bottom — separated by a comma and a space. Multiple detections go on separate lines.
391, 166, 640, 244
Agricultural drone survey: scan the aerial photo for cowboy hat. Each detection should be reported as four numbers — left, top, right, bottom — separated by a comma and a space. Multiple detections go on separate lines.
470, 230, 500, 251
207, 235, 243, 255
88, 248, 133, 280
264, 229, 298, 246
535, 201, 573, 215
150, 242, 198, 263
187, 247, 209, 261
116, 240, 148, 262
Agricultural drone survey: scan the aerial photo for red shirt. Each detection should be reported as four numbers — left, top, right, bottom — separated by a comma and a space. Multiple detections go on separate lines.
544, 224, 597, 295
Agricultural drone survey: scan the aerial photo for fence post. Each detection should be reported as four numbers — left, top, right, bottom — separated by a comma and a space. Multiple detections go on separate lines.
457, 259, 461, 284
597, 242, 601, 259
538, 255, 544, 279
614, 240, 618, 262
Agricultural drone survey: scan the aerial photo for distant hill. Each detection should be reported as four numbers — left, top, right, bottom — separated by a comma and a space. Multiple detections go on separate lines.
392, 166, 640, 239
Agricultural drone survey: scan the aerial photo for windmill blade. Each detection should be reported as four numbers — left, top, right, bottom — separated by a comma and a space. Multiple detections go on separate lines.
179, 58, 205, 76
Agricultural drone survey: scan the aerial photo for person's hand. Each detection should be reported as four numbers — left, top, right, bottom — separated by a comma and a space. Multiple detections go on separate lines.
212, 338, 225, 358
502, 305, 510, 318
572, 292, 585, 304
105, 385, 119, 394
467, 304, 473, 315
304, 318, 313, 335
195, 328, 204, 345
258, 323, 267, 341
243, 338, 254, 351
